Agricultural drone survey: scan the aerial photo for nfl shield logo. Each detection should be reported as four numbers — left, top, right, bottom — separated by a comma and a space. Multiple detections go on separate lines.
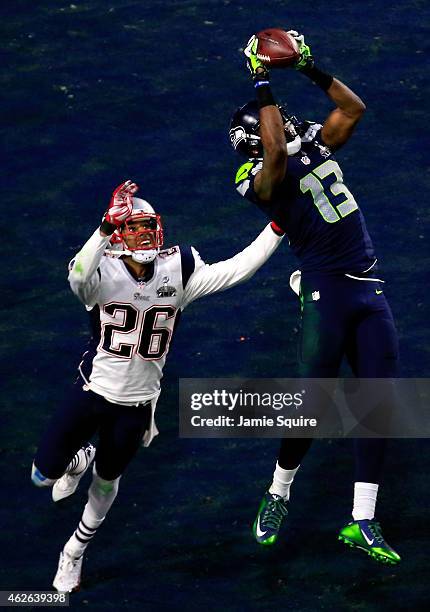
312, 291, 320, 301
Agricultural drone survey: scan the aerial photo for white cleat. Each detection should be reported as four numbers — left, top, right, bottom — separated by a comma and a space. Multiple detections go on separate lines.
52, 444, 96, 502
53, 549, 83, 593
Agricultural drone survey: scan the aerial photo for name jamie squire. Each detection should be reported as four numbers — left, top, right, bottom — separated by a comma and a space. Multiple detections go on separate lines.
190, 415, 318, 428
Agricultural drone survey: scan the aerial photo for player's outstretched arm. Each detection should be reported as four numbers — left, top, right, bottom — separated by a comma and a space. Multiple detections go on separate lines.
291, 31, 366, 150
244, 35, 288, 200
319, 79, 366, 150
68, 229, 111, 306
181, 222, 284, 307
255, 106, 288, 200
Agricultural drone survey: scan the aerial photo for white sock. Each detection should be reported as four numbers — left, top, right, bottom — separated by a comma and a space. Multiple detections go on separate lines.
268, 462, 299, 500
64, 467, 121, 559
65, 447, 90, 476
352, 482, 379, 521
31, 462, 57, 487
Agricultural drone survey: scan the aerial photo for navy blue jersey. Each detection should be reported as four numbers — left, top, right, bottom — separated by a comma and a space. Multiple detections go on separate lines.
235, 122, 376, 275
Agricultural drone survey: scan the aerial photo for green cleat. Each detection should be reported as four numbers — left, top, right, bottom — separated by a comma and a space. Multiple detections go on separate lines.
338, 519, 401, 565
252, 491, 288, 546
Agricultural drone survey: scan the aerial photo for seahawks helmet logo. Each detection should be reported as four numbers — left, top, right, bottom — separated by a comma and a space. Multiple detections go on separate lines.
230, 125, 261, 153
229, 126, 246, 149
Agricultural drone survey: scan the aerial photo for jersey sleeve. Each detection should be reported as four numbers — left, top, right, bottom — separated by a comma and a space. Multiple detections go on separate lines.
235, 159, 264, 204
234, 159, 279, 223
179, 245, 205, 289
298, 120, 336, 155
299, 121, 324, 144
68, 228, 110, 307
181, 223, 283, 308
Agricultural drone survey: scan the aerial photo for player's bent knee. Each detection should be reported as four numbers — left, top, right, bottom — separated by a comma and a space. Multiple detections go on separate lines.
92, 468, 121, 497
31, 462, 57, 488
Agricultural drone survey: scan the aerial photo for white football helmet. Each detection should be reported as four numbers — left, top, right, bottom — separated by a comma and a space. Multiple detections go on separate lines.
109, 197, 164, 263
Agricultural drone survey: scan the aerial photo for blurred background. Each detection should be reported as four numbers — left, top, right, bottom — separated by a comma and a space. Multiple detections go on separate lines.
1, 1, 429, 609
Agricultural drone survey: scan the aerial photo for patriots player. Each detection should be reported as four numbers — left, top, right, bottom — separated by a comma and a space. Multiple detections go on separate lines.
31, 180, 285, 592
230, 32, 400, 564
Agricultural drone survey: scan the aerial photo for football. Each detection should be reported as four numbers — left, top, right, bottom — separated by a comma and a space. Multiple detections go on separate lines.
255, 28, 300, 68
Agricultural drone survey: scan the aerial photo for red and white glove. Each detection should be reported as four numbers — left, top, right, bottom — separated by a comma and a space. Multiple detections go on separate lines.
105, 180, 139, 226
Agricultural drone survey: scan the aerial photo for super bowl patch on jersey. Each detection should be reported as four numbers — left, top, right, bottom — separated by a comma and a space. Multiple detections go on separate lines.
156, 282, 177, 297
317, 143, 331, 158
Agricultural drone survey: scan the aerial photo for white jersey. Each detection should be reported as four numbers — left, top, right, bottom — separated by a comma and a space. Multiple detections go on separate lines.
68, 224, 283, 407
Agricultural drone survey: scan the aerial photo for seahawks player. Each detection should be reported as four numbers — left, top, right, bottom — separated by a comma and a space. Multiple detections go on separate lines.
31, 180, 284, 592
230, 32, 400, 564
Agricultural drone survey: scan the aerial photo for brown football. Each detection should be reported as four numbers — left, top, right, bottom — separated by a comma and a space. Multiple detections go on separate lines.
255, 28, 300, 68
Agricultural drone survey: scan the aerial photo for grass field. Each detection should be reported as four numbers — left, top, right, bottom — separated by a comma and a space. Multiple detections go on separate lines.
1, 1, 429, 609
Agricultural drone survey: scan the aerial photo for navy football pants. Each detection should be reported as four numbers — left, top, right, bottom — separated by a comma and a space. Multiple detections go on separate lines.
34, 382, 152, 481
278, 274, 399, 483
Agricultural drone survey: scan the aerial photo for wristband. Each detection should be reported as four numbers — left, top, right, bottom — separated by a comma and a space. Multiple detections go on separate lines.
100, 219, 117, 235
255, 83, 276, 109
300, 64, 334, 92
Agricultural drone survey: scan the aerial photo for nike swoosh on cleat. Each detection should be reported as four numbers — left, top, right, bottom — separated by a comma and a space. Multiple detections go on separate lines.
361, 529, 374, 545
255, 516, 268, 538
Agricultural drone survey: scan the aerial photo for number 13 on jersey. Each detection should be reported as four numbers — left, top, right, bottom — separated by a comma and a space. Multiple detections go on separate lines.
300, 160, 358, 223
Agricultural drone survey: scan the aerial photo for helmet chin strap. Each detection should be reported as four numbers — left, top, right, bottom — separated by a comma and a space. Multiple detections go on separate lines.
131, 249, 158, 263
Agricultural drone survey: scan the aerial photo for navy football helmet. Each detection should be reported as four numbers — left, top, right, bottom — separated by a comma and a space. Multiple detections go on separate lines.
229, 100, 302, 158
